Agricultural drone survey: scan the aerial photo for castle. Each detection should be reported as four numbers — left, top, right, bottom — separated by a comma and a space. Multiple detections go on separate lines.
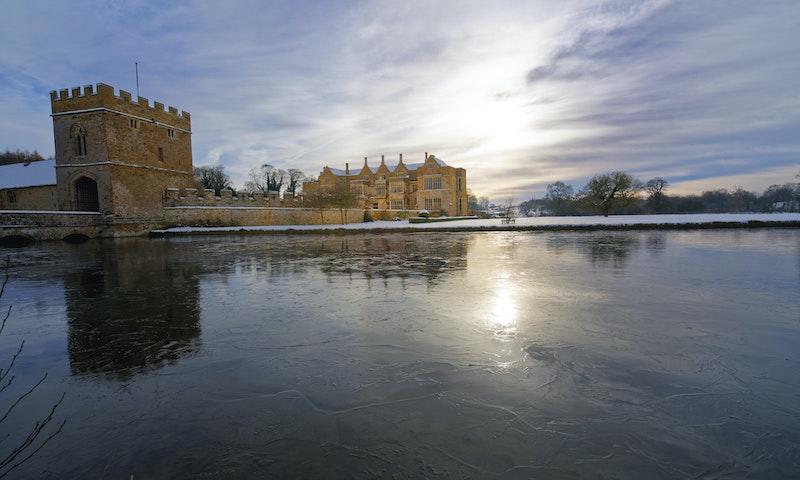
304, 154, 468, 216
0, 82, 469, 241
0, 83, 195, 217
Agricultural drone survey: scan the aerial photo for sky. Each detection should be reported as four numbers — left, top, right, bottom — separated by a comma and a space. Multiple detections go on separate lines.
1, 0, 798, 199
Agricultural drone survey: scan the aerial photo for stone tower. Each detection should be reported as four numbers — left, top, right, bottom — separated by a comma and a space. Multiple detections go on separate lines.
50, 83, 195, 218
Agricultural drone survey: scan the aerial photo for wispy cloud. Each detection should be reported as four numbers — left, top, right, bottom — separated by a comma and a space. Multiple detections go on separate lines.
1, 0, 797, 198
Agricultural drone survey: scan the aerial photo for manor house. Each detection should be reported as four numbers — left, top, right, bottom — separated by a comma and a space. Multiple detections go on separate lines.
304, 153, 468, 216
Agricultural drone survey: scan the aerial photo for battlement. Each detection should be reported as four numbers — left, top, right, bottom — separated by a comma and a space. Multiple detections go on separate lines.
50, 83, 191, 130
164, 187, 302, 208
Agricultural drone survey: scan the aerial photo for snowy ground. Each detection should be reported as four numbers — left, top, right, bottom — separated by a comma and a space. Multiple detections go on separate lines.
154, 212, 800, 233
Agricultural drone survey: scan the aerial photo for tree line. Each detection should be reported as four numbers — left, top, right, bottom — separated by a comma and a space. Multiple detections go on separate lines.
193, 164, 309, 198
519, 171, 800, 217
0, 149, 45, 165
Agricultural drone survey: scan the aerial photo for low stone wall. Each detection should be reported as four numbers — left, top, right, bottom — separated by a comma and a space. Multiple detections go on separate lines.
165, 188, 301, 208
162, 206, 364, 227
0, 210, 105, 241
365, 209, 420, 221
0, 206, 366, 242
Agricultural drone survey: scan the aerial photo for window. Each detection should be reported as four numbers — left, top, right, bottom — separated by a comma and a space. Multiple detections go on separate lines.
158, 147, 164, 162
129, 119, 139, 128
70, 124, 87, 157
350, 182, 364, 195
376, 182, 386, 196
390, 199, 403, 210
390, 182, 404, 193
424, 198, 442, 210
167, 128, 175, 139
456, 177, 462, 192
424, 176, 442, 190
6, 191, 16, 204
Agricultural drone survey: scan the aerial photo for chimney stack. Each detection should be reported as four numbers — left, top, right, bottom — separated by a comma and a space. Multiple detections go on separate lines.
364, 156, 368, 166
345, 162, 350, 175
399, 153, 403, 163
424, 152, 428, 160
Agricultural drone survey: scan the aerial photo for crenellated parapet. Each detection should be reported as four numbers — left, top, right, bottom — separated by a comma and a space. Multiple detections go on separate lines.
164, 188, 300, 207
50, 83, 191, 130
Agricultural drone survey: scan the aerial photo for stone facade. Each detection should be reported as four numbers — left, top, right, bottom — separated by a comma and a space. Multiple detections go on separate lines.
0, 185, 58, 211
50, 83, 195, 218
303, 153, 468, 216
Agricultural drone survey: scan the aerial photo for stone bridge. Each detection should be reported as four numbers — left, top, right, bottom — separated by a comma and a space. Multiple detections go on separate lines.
0, 210, 106, 246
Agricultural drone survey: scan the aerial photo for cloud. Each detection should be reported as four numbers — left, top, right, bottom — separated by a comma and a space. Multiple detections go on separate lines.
0, 0, 798, 199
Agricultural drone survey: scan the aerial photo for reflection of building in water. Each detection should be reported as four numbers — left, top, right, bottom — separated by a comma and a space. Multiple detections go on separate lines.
315, 235, 470, 282
65, 240, 200, 379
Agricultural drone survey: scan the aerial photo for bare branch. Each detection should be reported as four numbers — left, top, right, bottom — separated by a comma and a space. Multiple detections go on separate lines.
0, 306, 10, 339
0, 376, 14, 395
0, 341, 23, 384
0, 371, 44, 425
0, 392, 65, 474
0, 258, 9, 299
0, 257, 66, 476
0, 418, 66, 479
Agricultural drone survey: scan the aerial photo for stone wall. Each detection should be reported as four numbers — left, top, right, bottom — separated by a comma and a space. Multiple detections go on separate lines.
0, 185, 58, 210
164, 188, 294, 208
365, 209, 419, 221
0, 210, 104, 241
162, 206, 363, 227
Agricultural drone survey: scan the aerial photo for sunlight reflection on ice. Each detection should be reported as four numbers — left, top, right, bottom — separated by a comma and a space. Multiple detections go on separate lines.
490, 275, 517, 339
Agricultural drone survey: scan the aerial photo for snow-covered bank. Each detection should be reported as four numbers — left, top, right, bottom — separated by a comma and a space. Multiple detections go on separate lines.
151, 213, 800, 235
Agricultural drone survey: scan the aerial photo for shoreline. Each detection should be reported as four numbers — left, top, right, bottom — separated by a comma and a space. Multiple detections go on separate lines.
150, 220, 800, 237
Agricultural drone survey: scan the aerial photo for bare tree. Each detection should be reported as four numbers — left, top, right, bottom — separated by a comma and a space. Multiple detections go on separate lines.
303, 190, 333, 223
644, 177, 669, 213
579, 171, 642, 217
467, 190, 478, 213
329, 184, 359, 224
194, 165, 231, 195
0, 150, 44, 166
0, 258, 65, 478
246, 164, 287, 194
544, 181, 575, 215
501, 197, 517, 224
286, 169, 305, 198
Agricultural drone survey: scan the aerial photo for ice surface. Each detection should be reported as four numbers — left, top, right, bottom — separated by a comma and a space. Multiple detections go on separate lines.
2, 230, 799, 478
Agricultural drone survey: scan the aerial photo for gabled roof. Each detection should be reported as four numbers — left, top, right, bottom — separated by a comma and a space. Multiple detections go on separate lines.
0, 158, 57, 189
327, 156, 447, 176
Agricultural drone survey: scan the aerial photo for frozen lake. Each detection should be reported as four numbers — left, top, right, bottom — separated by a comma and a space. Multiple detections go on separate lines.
1, 230, 799, 478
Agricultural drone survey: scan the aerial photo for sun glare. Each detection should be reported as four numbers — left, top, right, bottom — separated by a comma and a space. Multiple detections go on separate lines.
489, 277, 517, 338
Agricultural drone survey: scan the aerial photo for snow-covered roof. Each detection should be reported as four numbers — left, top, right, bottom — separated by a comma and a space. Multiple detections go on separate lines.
328, 156, 448, 176
0, 158, 57, 189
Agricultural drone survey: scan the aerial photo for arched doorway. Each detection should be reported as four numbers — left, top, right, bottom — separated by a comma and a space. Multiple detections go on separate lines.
74, 177, 99, 212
